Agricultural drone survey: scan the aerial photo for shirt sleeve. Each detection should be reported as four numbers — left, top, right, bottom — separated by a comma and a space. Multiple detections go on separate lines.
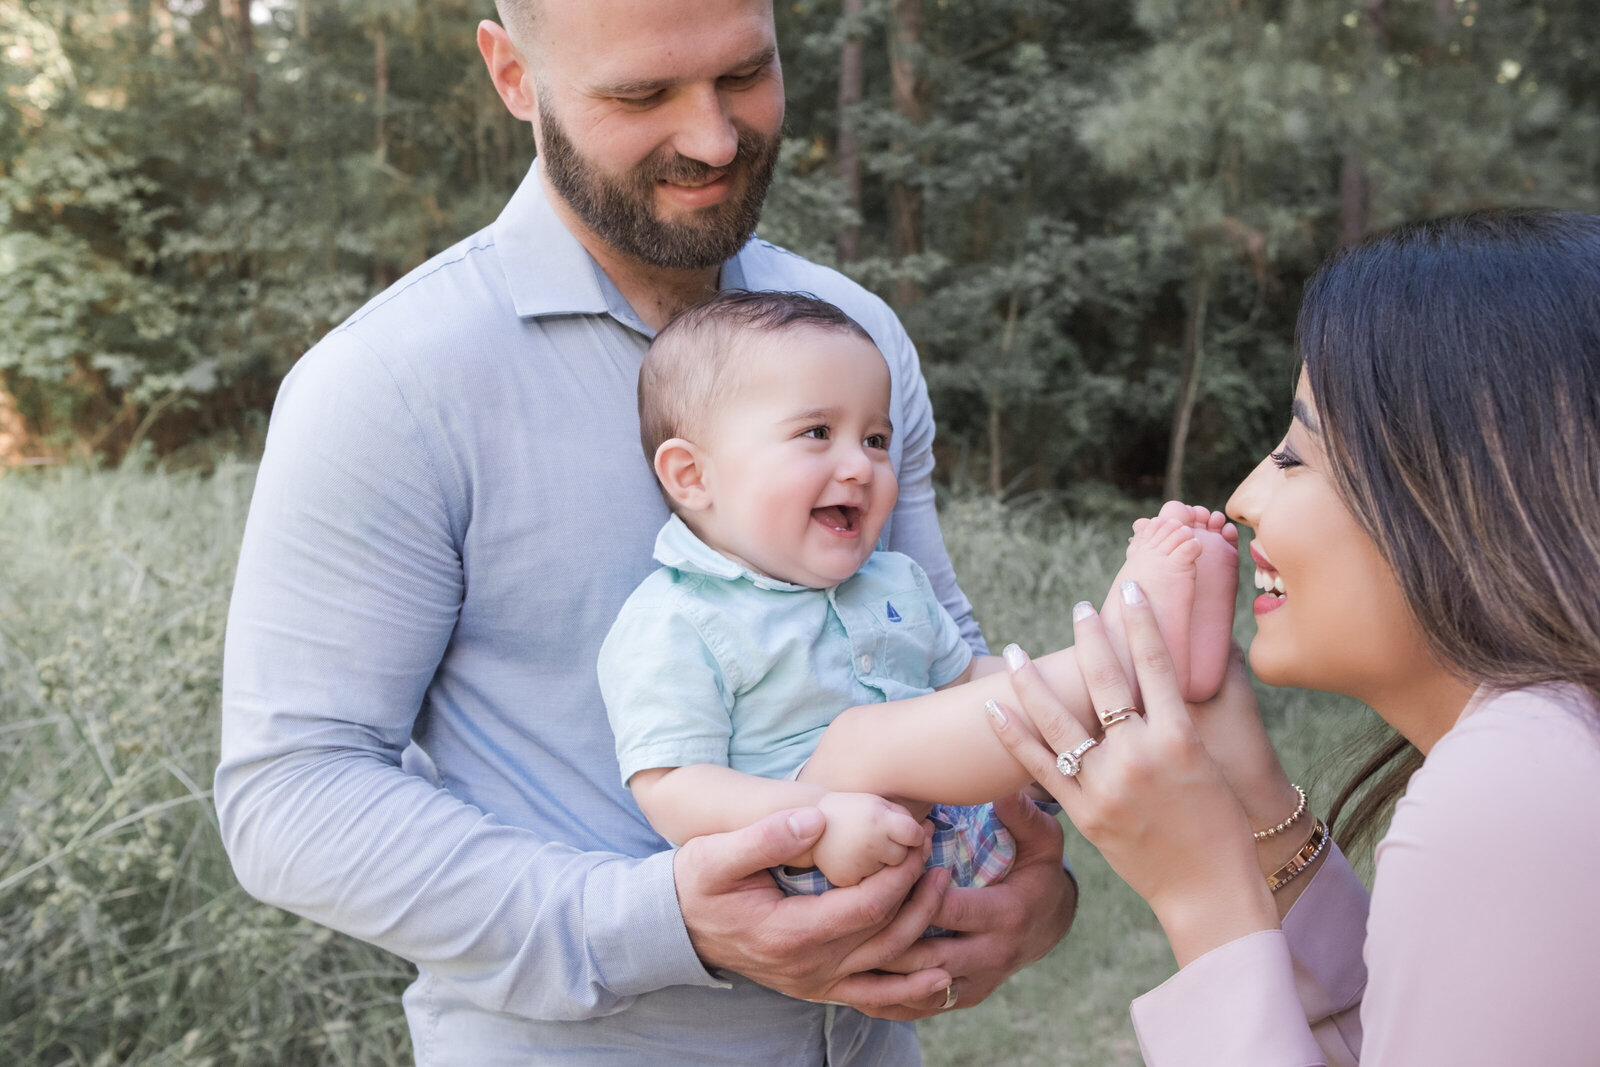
876, 319, 987, 656
599, 587, 737, 785
910, 559, 975, 688
1129, 844, 1369, 1067
215, 334, 721, 1023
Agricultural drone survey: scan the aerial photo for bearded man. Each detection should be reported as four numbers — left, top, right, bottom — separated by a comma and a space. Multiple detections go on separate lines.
215, 2, 1076, 1063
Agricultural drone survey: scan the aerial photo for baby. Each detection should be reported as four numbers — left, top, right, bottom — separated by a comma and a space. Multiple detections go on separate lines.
599, 290, 1237, 897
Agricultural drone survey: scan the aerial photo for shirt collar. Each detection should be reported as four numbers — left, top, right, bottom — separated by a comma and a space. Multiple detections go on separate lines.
653, 514, 811, 592
491, 161, 758, 338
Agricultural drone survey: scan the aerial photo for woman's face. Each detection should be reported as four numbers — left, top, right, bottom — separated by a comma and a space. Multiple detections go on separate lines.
1225, 374, 1437, 709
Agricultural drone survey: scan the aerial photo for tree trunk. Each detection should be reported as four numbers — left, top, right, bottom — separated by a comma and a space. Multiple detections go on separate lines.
374, 20, 389, 165
235, 0, 257, 123
1164, 265, 1212, 502
373, 19, 393, 289
989, 288, 1022, 497
836, 0, 865, 264
887, 0, 925, 307
1339, 150, 1369, 245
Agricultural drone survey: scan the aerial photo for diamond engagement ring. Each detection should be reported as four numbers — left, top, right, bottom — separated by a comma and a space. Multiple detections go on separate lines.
1098, 704, 1138, 728
1055, 736, 1099, 777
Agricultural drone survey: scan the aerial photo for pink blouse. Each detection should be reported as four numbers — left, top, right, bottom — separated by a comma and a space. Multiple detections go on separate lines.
1129, 685, 1600, 1065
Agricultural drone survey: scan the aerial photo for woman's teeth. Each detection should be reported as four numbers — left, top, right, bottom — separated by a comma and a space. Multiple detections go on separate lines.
1253, 568, 1286, 596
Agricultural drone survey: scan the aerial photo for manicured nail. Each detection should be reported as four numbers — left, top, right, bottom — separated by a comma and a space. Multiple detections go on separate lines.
1002, 643, 1029, 671
1121, 580, 1145, 605
984, 699, 1008, 727
1072, 600, 1095, 622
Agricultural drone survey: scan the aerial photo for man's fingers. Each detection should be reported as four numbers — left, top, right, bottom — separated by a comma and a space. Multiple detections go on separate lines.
838, 865, 951, 974
823, 965, 953, 1017
687, 808, 827, 891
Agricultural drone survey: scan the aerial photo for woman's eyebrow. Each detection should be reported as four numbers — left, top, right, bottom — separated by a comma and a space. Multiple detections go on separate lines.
1291, 398, 1321, 435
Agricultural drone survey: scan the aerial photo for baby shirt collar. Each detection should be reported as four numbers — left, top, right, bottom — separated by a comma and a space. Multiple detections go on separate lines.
652, 515, 812, 593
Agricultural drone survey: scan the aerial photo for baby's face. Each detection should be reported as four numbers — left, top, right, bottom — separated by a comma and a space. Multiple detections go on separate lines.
692, 326, 897, 588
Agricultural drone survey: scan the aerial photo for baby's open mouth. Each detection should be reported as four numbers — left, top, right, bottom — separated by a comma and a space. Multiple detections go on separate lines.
812, 505, 862, 533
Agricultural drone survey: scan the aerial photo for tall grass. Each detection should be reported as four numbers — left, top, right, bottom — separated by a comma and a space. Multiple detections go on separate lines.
0, 467, 1370, 1066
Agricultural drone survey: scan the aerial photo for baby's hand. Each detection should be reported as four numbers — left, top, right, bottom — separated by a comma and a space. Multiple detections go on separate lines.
812, 792, 925, 887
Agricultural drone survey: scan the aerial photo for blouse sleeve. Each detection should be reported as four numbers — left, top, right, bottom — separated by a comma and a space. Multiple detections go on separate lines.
1129, 844, 1368, 1067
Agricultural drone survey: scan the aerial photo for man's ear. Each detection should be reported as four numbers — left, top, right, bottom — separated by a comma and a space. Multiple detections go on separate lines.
654, 439, 713, 512
477, 20, 538, 123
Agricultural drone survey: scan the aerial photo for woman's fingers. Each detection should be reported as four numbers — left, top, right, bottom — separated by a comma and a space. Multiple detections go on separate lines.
1000, 643, 1096, 755
983, 699, 1076, 794
1068, 600, 1138, 727
1114, 582, 1189, 730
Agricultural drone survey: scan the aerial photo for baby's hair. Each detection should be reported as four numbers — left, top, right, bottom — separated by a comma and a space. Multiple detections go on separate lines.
638, 289, 877, 465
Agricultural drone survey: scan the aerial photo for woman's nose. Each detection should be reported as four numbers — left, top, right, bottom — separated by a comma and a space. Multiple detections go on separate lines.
1225, 453, 1274, 528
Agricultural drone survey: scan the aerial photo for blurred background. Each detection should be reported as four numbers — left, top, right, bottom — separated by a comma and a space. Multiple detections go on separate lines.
1, 1, 1596, 1063
4, 0, 1597, 499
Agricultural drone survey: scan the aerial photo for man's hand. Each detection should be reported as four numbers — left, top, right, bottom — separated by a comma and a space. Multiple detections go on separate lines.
870, 792, 1076, 1020
812, 792, 925, 887
675, 807, 955, 1009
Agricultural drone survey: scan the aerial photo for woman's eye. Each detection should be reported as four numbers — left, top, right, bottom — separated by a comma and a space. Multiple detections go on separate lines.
1269, 449, 1302, 470
803, 426, 830, 440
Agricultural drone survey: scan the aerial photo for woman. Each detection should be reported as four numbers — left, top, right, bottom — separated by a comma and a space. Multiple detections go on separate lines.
987, 209, 1600, 1065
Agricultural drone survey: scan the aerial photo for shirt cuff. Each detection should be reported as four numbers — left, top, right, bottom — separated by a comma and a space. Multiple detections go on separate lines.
1131, 930, 1326, 1067
583, 848, 732, 997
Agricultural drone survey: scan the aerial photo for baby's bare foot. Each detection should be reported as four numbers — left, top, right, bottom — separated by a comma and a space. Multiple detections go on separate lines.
1154, 500, 1240, 701
1102, 515, 1202, 705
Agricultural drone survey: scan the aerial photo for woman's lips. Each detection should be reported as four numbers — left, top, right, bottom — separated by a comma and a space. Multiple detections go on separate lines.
1249, 542, 1286, 615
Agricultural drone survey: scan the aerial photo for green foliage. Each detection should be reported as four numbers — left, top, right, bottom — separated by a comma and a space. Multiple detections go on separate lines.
0, 464, 412, 1065
2, 0, 1597, 489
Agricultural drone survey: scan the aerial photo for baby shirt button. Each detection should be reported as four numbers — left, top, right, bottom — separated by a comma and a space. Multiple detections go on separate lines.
858, 654, 872, 673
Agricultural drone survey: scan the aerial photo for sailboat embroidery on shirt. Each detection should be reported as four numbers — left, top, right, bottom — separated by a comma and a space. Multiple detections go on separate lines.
886, 601, 902, 622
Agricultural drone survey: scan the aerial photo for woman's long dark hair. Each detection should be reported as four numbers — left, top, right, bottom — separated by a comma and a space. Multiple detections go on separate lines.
1294, 210, 1600, 848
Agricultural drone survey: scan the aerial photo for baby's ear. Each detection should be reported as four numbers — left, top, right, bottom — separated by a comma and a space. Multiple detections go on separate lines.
653, 438, 713, 512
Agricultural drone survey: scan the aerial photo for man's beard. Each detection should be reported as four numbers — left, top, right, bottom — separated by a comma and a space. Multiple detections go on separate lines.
537, 98, 782, 272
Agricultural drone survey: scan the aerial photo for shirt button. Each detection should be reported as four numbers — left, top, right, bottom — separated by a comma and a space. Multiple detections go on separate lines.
858, 654, 872, 672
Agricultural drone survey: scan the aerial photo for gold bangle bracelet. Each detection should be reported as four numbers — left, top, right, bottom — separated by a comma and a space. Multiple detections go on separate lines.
1267, 817, 1329, 893
1253, 784, 1308, 841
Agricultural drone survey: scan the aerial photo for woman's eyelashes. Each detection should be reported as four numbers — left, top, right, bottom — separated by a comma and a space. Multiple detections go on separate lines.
1269, 448, 1303, 470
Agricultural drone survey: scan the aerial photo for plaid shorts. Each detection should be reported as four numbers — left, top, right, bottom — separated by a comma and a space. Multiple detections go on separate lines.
770, 802, 1015, 905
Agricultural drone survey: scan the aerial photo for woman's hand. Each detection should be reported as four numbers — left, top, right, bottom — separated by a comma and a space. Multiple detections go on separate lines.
985, 582, 1278, 967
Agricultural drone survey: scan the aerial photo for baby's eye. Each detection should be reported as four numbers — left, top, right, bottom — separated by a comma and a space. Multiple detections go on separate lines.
802, 426, 830, 441
864, 433, 889, 450
1269, 449, 1302, 470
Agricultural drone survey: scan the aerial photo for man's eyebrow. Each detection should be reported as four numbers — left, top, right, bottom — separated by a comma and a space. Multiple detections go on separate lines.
592, 46, 777, 98
1291, 398, 1320, 434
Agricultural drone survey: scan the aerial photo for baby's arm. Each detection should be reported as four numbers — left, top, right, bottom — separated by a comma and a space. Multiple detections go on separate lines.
629, 764, 924, 885
801, 644, 1095, 804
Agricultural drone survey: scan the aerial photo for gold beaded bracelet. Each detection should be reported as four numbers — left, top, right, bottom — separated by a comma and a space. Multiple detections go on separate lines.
1253, 784, 1308, 841
1267, 817, 1329, 893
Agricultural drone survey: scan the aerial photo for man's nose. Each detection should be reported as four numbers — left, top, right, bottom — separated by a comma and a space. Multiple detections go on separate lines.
670, 85, 739, 169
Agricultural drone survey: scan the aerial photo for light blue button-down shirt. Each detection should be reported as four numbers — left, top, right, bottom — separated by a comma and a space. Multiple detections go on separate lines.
602, 515, 972, 785
215, 163, 983, 1066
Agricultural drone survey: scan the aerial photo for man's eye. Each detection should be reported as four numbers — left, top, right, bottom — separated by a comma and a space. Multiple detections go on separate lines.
616, 91, 665, 108
864, 434, 888, 450
803, 426, 830, 440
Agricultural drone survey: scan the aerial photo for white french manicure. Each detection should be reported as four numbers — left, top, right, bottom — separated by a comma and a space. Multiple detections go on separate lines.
1121, 580, 1145, 605
1002, 643, 1029, 671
